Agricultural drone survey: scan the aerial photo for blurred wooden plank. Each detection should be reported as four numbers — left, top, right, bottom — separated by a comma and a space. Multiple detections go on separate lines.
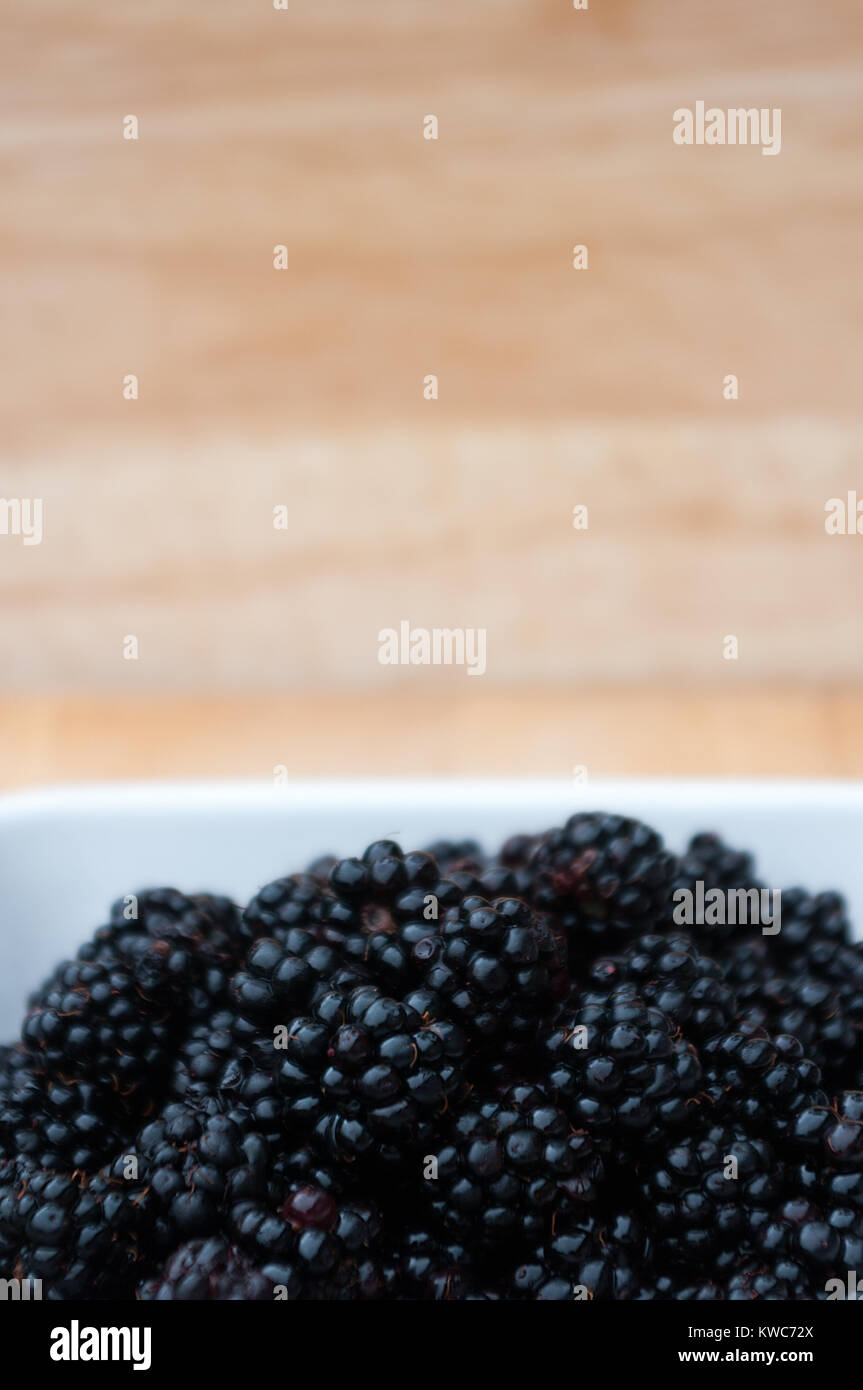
0, 691, 858, 788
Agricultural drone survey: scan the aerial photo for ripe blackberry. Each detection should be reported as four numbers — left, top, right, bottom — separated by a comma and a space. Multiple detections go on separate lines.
511, 1209, 649, 1300
725, 1258, 817, 1300
109, 887, 244, 1017
530, 812, 675, 962
423, 840, 486, 877
787, 1095, 863, 1209
728, 962, 857, 1080
0, 1155, 155, 1299
423, 1083, 602, 1247
230, 932, 346, 1026
21, 933, 188, 1114
130, 1102, 271, 1248
774, 889, 851, 959
138, 1235, 272, 1300
229, 1184, 384, 1299
701, 1026, 827, 1140
590, 932, 736, 1043
277, 984, 469, 1166
383, 1226, 479, 1300
669, 832, 766, 952
756, 1195, 859, 1285
409, 895, 567, 1054
0, 1045, 124, 1173
639, 1126, 782, 1267
541, 984, 701, 1151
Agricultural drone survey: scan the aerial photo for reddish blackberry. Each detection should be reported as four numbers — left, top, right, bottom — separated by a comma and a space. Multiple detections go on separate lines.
590, 932, 736, 1043
540, 984, 701, 1150
138, 1235, 273, 1299
529, 812, 675, 962
423, 1082, 602, 1247
701, 1026, 827, 1140
277, 984, 469, 1166
639, 1126, 782, 1267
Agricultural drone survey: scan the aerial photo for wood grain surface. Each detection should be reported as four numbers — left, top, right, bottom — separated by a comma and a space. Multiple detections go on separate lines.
2, 691, 862, 789
2, 2, 863, 692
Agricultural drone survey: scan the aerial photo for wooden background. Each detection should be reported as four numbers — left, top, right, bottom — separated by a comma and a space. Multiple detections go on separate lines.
1, 1, 862, 781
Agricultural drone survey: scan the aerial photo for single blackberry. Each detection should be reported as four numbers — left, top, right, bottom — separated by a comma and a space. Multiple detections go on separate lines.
277, 984, 469, 1167
383, 1226, 479, 1301
541, 984, 701, 1151
725, 1258, 817, 1300
511, 1209, 649, 1300
731, 966, 857, 1080
230, 931, 346, 1025
529, 812, 675, 962
0, 1155, 155, 1299
409, 895, 567, 1053
669, 832, 766, 950
787, 1095, 863, 1209
590, 932, 736, 1043
423, 840, 486, 877
774, 889, 851, 959
701, 1026, 827, 1140
130, 1102, 271, 1249
639, 1126, 782, 1267
423, 1082, 602, 1248
108, 887, 244, 1017
21, 933, 188, 1113
229, 1184, 385, 1299
0, 1045, 124, 1172
756, 1195, 859, 1285
138, 1235, 273, 1300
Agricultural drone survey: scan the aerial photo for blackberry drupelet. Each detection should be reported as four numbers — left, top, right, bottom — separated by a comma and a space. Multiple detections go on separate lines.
529, 812, 676, 962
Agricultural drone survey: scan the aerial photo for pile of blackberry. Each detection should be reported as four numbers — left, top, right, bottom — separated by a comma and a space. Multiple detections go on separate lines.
1, 811, 861, 1299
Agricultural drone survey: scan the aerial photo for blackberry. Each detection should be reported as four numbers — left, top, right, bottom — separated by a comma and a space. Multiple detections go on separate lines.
423, 1083, 602, 1247
639, 1126, 782, 1267
277, 984, 469, 1166
21, 933, 188, 1114
229, 1184, 384, 1299
774, 889, 851, 959
130, 1102, 271, 1248
756, 1195, 858, 1285
409, 895, 567, 1054
541, 984, 701, 1150
511, 1209, 649, 1300
138, 1236, 273, 1300
230, 932, 346, 1025
701, 1026, 827, 1140
590, 932, 736, 1043
671, 833, 762, 929
787, 1095, 863, 1209
725, 1258, 817, 1300
0, 1045, 124, 1172
109, 887, 244, 1018
423, 840, 486, 877
0, 1155, 155, 1299
530, 812, 675, 962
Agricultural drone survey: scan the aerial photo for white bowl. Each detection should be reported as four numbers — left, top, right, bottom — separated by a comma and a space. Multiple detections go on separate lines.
1, 777, 862, 1035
